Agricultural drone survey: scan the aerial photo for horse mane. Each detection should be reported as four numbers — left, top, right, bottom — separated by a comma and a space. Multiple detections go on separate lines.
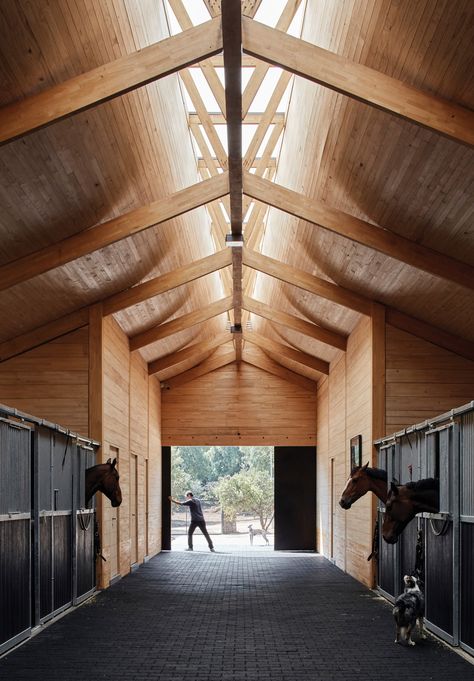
351, 466, 387, 481
404, 478, 438, 491
365, 467, 387, 481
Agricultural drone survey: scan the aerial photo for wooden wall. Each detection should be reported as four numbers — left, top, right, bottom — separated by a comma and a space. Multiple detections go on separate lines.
386, 325, 474, 434
316, 316, 379, 587
161, 360, 317, 445
98, 316, 162, 587
0, 313, 162, 591
0, 327, 89, 434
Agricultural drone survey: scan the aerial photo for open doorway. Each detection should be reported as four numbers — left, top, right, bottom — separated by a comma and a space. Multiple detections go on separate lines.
170, 446, 274, 551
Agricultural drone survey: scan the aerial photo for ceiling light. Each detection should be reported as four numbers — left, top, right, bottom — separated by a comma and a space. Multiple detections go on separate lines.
225, 233, 244, 247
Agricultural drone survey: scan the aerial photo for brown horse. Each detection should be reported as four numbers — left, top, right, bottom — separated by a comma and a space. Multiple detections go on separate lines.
85, 457, 122, 507
382, 479, 439, 544
339, 462, 388, 509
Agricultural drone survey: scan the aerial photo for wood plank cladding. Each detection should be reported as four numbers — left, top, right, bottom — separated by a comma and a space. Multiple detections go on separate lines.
242, 17, 474, 146
100, 316, 162, 584
385, 325, 474, 434
316, 316, 376, 587
0, 18, 223, 144
0, 327, 88, 434
162, 360, 317, 445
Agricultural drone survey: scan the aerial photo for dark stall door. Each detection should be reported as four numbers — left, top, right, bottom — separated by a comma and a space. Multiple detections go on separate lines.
274, 447, 316, 551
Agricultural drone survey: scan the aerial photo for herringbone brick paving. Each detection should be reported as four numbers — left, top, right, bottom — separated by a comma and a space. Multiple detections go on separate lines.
1, 550, 473, 681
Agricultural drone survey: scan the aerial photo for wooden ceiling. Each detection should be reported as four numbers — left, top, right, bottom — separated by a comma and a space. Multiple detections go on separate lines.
0, 0, 473, 390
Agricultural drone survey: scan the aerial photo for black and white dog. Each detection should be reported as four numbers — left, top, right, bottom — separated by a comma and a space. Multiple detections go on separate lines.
393, 575, 425, 646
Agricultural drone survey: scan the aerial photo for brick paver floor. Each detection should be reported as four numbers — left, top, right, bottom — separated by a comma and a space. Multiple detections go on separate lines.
1, 548, 473, 681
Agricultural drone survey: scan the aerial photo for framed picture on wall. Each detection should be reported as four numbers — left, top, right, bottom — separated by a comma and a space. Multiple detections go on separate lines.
350, 435, 362, 470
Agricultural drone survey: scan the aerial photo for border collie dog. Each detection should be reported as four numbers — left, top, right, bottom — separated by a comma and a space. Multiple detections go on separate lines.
393, 575, 425, 646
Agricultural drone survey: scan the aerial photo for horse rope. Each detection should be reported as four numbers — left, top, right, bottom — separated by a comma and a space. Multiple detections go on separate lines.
429, 516, 450, 536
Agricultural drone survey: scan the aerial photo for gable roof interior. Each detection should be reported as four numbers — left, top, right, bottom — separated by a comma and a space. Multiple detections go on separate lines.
0, 0, 473, 388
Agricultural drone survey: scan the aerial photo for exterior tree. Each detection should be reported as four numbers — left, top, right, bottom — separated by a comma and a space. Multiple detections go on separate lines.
207, 445, 243, 479
214, 469, 274, 531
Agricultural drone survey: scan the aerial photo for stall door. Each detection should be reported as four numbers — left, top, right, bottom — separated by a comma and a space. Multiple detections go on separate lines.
274, 447, 316, 551
0, 419, 31, 654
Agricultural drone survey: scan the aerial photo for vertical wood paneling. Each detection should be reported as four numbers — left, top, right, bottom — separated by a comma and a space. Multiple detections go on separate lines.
147, 376, 162, 556
103, 317, 130, 577
317, 316, 376, 587
0, 328, 89, 434
345, 317, 373, 586
316, 375, 329, 554
386, 325, 474, 434
162, 362, 317, 445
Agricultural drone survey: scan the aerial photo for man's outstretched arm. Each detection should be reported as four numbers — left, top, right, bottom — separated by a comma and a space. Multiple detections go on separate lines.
168, 496, 183, 505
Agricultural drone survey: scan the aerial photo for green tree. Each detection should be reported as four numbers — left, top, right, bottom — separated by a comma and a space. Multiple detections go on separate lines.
170, 449, 193, 499
214, 469, 274, 530
242, 446, 273, 474
174, 446, 213, 485
207, 446, 243, 479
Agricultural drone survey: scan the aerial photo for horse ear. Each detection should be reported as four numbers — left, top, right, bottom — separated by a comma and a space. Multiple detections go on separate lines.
390, 481, 399, 495
106, 458, 111, 464
111, 458, 117, 467
362, 461, 369, 470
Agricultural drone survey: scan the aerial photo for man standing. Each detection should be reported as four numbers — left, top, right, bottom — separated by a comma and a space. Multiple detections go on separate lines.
169, 491, 215, 552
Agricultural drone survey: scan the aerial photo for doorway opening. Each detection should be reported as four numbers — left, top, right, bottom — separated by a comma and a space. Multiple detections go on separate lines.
170, 446, 274, 552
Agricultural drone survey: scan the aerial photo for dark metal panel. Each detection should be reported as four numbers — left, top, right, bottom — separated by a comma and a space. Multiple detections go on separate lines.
461, 522, 474, 649
399, 518, 418, 590
0, 420, 31, 652
461, 412, 474, 517
0, 420, 31, 514
377, 510, 396, 598
75, 513, 95, 600
37, 427, 53, 512
53, 515, 72, 611
39, 515, 53, 620
52, 432, 74, 511
274, 447, 316, 551
425, 518, 453, 636
0, 519, 30, 651
162, 447, 171, 551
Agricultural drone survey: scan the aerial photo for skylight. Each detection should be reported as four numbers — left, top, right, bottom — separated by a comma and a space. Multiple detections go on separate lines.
163, 0, 306, 290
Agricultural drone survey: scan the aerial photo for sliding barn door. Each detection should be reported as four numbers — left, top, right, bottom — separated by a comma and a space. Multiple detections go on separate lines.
274, 446, 316, 551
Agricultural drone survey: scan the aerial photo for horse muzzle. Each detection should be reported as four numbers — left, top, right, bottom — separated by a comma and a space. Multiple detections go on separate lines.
339, 499, 352, 510
382, 532, 399, 544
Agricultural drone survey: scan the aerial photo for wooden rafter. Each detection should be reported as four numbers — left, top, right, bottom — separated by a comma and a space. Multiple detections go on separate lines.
222, 0, 244, 360
161, 348, 236, 389
243, 330, 330, 374
385, 308, 474, 363
148, 332, 232, 375
242, 295, 347, 350
242, 17, 474, 147
243, 248, 474, 362
243, 247, 373, 316
242, 345, 317, 393
0, 172, 229, 291
130, 296, 233, 351
103, 248, 232, 317
0, 309, 89, 363
0, 18, 223, 145
242, 0, 302, 117
190, 113, 285, 125
167, 0, 226, 114
243, 173, 474, 290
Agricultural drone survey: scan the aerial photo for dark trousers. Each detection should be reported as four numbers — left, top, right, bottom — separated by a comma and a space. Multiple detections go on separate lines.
188, 520, 213, 549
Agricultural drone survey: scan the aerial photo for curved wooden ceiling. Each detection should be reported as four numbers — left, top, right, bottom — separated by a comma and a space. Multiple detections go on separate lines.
0, 0, 473, 387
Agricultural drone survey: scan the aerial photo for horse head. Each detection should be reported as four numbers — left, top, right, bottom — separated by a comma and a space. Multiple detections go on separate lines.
339, 462, 371, 509
382, 482, 413, 544
85, 458, 122, 507
383, 478, 440, 544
